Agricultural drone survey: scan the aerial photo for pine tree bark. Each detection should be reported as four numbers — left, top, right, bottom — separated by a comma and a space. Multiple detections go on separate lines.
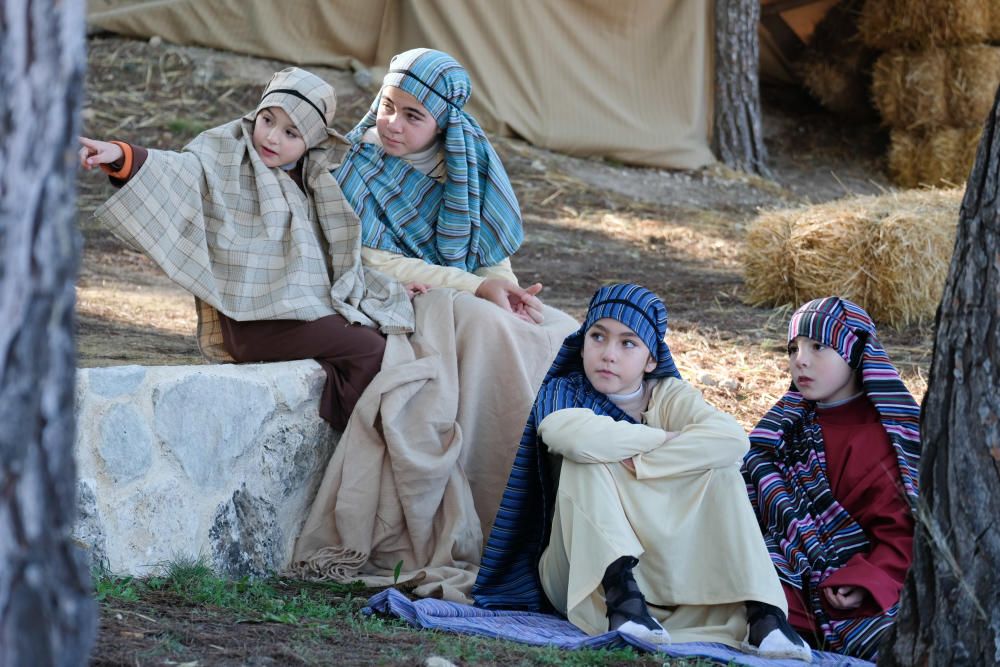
880, 86, 1000, 666
713, 0, 772, 177
0, 1, 96, 664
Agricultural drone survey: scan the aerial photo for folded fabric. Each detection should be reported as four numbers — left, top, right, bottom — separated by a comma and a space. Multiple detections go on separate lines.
365, 588, 874, 666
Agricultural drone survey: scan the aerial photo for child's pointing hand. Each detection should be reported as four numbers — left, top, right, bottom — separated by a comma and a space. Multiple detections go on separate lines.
78, 136, 123, 170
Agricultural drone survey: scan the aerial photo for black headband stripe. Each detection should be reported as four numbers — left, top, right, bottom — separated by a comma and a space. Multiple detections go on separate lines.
588, 298, 661, 336
387, 69, 458, 109
260, 88, 326, 125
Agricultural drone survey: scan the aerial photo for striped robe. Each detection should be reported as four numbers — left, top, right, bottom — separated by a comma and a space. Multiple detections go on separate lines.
743, 297, 921, 660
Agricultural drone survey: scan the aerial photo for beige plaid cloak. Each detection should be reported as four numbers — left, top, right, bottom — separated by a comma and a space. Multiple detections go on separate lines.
94, 114, 414, 362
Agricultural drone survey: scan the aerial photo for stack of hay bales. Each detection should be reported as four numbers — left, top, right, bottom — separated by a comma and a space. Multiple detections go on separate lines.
863, 0, 1000, 187
743, 188, 963, 327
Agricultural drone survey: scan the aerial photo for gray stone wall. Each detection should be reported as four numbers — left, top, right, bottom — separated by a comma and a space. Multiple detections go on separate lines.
73, 360, 338, 577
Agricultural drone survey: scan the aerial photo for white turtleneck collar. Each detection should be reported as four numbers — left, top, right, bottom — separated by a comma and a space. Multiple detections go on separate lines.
361, 127, 445, 182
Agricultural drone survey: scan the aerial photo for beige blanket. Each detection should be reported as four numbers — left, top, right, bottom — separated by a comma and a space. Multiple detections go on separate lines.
289, 288, 577, 601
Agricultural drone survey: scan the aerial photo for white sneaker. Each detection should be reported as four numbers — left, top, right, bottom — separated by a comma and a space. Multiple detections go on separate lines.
743, 627, 813, 662
617, 619, 672, 644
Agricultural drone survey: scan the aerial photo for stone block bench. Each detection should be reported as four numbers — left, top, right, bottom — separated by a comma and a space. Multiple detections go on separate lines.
73, 360, 338, 578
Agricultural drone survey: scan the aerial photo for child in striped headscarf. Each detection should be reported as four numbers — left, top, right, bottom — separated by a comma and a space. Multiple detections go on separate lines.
336, 48, 551, 325
474, 284, 811, 661
743, 297, 921, 660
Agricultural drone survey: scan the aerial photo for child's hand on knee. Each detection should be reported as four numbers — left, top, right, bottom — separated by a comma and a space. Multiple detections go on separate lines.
822, 585, 866, 610
78, 137, 123, 170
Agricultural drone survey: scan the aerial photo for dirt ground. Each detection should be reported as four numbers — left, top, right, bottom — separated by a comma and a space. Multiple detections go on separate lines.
77, 34, 935, 665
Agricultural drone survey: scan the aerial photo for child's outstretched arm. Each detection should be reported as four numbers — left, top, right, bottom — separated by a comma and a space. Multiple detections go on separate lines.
78, 136, 123, 170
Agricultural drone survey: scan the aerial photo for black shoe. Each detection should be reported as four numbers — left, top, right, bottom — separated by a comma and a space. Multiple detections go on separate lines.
602, 556, 671, 644
742, 601, 812, 662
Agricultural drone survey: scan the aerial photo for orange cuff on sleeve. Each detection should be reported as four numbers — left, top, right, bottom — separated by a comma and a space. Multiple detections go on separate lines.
99, 141, 133, 180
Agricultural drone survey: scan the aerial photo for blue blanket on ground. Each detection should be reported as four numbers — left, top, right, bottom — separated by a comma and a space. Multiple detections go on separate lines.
365, 589, 873, 666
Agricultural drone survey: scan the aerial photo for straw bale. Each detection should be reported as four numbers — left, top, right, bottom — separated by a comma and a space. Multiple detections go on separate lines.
859, 0, 989, 50
887, 129, 922, 189
742, 188, 964, 327
801, 53, 876, 119
867, 190, 962, 325
889, 127, 982, 188
787, 213, 871, 307
743, 211, 797, 307
871, 48, 949, 129
991, 2, 1000, 41
948, 45, 1000, 127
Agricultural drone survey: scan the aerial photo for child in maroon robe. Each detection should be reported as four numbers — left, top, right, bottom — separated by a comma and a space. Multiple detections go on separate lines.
743, 297, 921, 660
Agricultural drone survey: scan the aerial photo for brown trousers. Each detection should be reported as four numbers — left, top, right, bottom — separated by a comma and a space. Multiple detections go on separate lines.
218, 313, 386, 431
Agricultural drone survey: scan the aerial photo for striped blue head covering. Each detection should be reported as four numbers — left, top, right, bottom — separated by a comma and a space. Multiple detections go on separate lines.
335, 48, 523, 271
743, 296, 921, 659
548, 283, 680, 382
473, 284, 679, 611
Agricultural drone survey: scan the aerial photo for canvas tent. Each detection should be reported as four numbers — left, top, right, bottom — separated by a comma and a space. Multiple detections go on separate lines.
88, 0, 836, 171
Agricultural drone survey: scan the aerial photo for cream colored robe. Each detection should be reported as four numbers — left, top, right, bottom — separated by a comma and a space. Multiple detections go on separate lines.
536, 377, 786, 647
362, 247, 519, 294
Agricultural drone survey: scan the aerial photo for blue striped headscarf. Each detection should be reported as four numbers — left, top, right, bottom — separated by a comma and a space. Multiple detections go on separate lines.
335, 48, 523, 272
742, 297, 921, 659
473, 284, 681, 610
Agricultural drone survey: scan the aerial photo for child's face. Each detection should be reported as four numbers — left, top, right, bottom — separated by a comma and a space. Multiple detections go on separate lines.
252, 106, 307, 168
787, 335, 860, 403
582, 318, 657, 395
375, 86, 440, 157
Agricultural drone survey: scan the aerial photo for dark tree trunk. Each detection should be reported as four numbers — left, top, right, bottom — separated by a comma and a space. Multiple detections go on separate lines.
880, 86, 1000, 666
713, 0, 771, 177
0, 1, 96, 664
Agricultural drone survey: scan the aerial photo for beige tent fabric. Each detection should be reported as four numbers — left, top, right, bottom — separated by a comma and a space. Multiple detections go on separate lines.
88, 0, 715, 170
376, 0, 715, 169
288, 289, 578, 601
88, 0, 386, 71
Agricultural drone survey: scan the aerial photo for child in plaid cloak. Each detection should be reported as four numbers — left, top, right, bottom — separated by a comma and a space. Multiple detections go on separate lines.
474, 283, 811, 661
79, 67, 415, 430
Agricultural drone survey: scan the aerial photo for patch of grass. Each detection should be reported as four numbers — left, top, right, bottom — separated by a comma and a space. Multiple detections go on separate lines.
166, 118, 209, 136
93, 572, 140, 602
94, 557, 367, 624
158, 557, 367, 623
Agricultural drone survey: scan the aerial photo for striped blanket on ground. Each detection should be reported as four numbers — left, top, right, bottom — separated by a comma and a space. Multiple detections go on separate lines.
366, 588, 872, 666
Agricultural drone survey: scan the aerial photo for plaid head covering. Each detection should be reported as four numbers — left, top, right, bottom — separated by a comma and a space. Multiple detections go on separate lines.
335, 48, 523, 272
246, 67, 347, 149
95, 67, 413, 362
473, 284, 680, 611
742, 296, 921, 658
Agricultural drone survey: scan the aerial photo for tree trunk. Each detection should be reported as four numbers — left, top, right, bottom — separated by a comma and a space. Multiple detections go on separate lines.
713, 0, 772, 177
0, 1, 96, 664
880, 86, 1000, 666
